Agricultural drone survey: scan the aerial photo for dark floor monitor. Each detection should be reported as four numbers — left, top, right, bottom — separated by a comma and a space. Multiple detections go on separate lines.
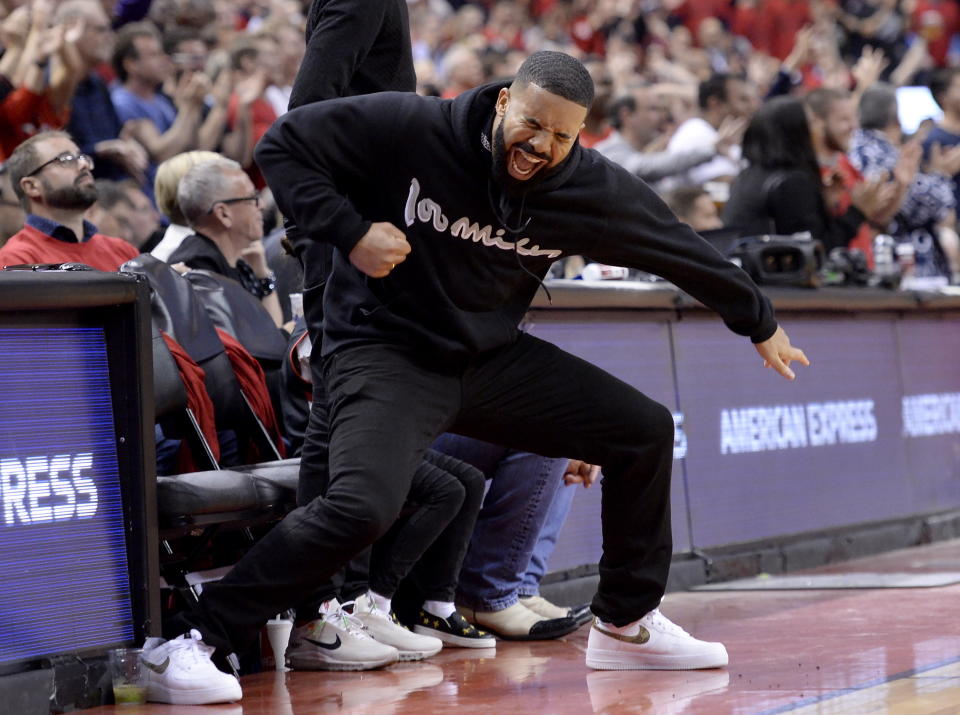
0, 269, 158, 679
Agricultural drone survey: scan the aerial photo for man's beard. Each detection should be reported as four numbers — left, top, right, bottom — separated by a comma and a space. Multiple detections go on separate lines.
40, 174, 97, 210
491, 121, 562, 194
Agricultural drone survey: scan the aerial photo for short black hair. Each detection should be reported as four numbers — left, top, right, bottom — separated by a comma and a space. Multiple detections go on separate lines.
928, 67, 960, 109
698, 73, 731, 110
513, 51, 594, 109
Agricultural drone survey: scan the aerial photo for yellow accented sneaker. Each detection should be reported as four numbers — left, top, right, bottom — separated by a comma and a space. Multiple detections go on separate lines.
412, 609, 496, 648
585, 609, 728, 670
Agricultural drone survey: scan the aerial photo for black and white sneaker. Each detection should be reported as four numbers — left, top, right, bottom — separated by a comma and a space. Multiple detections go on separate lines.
141, 630, 242, 705
413, 609, 496, 649
287, 598, 399, 671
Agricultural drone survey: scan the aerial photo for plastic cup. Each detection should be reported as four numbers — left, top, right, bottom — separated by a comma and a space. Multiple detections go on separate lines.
109, 648, 147, 705
266, 619, 292, 671
289, 293, 304, 321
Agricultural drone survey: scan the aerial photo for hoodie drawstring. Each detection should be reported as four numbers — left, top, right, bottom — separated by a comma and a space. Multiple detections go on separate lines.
487, 179, 552, 304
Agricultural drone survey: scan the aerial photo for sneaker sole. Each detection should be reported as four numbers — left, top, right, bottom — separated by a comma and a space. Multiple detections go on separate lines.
413, 626, 496, 649
585, 647, 728, 671
396, 643, 443, 661
146, 682, 242, 705
288, 652, 399, 671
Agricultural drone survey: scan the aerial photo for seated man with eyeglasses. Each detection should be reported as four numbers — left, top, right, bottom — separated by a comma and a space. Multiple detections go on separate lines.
0, 131, 140, 271
167, 157, 283, 328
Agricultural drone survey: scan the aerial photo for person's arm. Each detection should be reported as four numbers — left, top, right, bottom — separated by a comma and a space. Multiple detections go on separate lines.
254, 92, 407, 258
46, 20, 87, 113
121, 73, 205, 162
585, 167, 778, 343
585, 168, 809, 378
287, 0, 390, 108
240, 240, 284, 328
608, 143, 716, 182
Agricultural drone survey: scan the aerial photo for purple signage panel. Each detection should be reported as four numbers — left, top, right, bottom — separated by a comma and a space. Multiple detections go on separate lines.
896, 318, 960, 511
525, 313, 687, 569
673, 316, 909, 548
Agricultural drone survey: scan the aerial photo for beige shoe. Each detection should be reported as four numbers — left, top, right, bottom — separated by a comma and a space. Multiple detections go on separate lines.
458, 602, 579, 641
519, 595, 569, 620
521, 595, 593, 626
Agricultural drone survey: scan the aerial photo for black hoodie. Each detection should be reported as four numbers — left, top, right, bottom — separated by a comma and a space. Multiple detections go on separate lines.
254, 82, 778, 364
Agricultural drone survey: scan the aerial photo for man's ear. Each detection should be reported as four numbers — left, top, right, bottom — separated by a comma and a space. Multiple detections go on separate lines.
496, 87, 510, 116
19, 177, 41, 201
214, 203, 232, 228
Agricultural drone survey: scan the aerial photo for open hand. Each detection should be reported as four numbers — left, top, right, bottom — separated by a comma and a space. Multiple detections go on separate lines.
754, 325, 810, 380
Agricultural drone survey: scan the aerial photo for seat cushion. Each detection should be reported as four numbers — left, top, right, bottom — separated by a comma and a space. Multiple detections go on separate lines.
156, 470, 260, 516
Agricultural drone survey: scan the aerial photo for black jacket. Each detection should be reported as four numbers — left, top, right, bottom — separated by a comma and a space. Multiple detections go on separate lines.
284, 0, 416, 346
255, 82, 778, 363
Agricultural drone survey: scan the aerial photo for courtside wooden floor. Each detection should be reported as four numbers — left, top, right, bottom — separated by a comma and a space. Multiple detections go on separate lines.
87, 538, 960, 713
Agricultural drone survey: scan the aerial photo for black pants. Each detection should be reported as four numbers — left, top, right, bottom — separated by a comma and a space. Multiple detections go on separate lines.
370, 449, 484, 601
183, 333, 674, 653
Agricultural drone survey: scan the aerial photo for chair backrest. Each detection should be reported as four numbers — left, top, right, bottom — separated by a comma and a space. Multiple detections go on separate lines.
121, 255, 283, 463
121, 254, 224, 364
183, 270, 287, 365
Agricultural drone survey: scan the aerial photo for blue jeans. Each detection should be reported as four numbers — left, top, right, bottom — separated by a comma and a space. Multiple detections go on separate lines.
433, 434, 569, 611
519, 482, 578, 597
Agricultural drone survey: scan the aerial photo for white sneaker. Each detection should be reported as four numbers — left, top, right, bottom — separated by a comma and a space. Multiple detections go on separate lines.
287, 598, 399, 671
353, 593, 443, 661
585, 609, 728, 670
140, 630, 242, 705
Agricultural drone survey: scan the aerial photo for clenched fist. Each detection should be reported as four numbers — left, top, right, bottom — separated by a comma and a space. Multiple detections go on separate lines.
349, 222, 411, 278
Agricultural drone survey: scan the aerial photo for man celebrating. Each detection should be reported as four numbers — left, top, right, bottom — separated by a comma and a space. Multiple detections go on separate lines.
0, 131, 139, 270
150, 51, 807, 701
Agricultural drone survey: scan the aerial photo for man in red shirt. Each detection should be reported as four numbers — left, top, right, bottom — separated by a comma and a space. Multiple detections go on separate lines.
0, 131, 139, 270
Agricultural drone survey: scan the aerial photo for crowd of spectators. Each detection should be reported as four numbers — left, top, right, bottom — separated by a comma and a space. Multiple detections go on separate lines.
3, 0, 960, 284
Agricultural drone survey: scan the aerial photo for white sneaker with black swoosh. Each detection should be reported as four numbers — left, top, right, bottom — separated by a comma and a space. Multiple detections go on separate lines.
287, 598, 399, 671
140, 629, 242, 704
585, 609, 728, 670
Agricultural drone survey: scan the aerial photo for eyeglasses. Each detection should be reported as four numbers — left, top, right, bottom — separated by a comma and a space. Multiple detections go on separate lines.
206, 194, 261, 214
27, 152, 95, 177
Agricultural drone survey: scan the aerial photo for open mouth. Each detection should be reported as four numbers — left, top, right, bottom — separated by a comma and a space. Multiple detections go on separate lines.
509, 147, 547, 179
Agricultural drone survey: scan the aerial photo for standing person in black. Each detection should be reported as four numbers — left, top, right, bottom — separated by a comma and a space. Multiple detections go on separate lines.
144, 52, 809, 701
280, 0, 428, 662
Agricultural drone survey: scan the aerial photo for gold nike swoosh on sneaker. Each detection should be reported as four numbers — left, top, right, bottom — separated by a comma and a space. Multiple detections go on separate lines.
142, 657, 170, 674
592, 619, 651, 644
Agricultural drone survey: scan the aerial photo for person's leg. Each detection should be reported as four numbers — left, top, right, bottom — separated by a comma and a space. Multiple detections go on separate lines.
293, 359, 369, 615
451, 446, 567, 613
364, 450, 493, 650
432, 435, 578, 640
455, 334, 726, 669
367, 453, 467, 600
518, 482, 577, 598
516, 482, 593, 625
455, 332, 674, 626
173, 344, 459, 656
